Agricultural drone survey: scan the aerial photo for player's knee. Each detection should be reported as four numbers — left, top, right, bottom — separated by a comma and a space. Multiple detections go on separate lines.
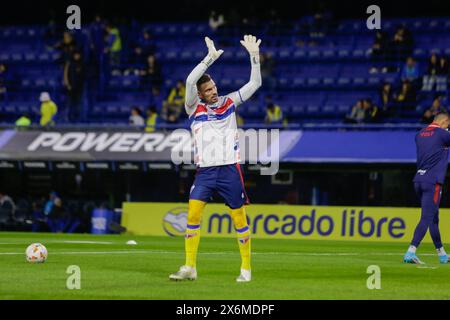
420, 214, 434, 225
230, 206, 248, 229
188, 199, 206, 225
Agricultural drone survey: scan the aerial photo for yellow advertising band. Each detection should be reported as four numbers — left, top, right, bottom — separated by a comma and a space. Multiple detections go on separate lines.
121, 203, 449, 243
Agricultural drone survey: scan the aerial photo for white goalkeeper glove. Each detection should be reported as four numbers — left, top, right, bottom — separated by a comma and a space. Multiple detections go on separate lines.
202, 36, 224, 67
240, 34, 261, 62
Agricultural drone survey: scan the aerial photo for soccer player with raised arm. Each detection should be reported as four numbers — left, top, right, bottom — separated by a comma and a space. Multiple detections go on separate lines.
169, 35, 262, 282
404, 112, 450, 264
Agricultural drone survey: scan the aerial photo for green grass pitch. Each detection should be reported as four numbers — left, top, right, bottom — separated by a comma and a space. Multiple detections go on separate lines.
0, 232, 449, 299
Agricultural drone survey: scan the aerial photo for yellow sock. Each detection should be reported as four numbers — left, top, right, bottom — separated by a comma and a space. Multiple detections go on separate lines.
185, 199, 206, 268
231, 206, 251, 270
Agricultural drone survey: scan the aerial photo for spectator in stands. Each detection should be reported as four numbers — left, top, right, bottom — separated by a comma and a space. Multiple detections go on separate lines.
145, 105, 159, 132
436, 55, 448, 91
0, 63, 7, 99
369, 31, 389, 73
138, 29, 156, 56
161, 80, 186, 123
104, 22, 122, 68
379, 82, 394, 119
129, 106, 145, 127
0, 191, 16, 221
309, 2, 333, 38
39, 92, 58, 127
362, 98, 379, 123
51, 31, 77, 64
15, 113, 32, 127
88, 15, 106, 61
422, 96, 447, 124
43, 192, 67, 233
125, 29, 157, 76
394, 80, 417, 106
422, 52, 439, 91
371, 31, 389, 58
345, 99, 379, 124
401, 57, 420, 85
391, 24, 413, 59
421, 53, 448, 92
379, 82, 393, 109
140, 53, 162, 88
344, 99, 365, 124
438, 56, 449, 90
265, 102, 284, 124
63, 50, 85, 121
31, 196, 46, 232
438, 56, 449, 75
209, 10, 225, 33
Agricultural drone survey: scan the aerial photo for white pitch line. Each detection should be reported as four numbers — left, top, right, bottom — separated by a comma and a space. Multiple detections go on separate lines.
0, 250, 439, 257
0, 241, 115, 245
0, 243, 28, 245
62, 241, 114, 244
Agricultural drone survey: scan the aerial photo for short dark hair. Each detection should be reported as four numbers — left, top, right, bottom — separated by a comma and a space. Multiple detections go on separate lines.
196, 74, 212, 90
147, 105, 157, 113
131, 106, 142, 116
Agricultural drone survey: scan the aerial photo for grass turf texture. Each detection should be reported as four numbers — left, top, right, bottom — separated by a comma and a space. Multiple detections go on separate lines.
0, 232, 449, 299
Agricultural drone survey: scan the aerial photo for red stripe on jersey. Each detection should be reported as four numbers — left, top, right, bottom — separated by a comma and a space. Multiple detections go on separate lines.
426, 123, 440, 131
192, 104, 207, 117
212, 98, 234, 114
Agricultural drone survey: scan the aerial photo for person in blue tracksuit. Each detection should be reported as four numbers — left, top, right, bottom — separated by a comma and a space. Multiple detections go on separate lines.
404, 112, 450, 264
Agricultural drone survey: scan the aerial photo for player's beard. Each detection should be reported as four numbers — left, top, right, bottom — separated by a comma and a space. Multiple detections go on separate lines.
210, 94, 218, 104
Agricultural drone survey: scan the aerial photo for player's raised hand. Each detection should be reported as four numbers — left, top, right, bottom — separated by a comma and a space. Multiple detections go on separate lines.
240, 34, 261, 55
202, 37, 223, 66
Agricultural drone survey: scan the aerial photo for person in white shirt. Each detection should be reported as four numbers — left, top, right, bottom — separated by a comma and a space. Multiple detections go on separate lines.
129, 106, 145, 127
169, 35, 261, 283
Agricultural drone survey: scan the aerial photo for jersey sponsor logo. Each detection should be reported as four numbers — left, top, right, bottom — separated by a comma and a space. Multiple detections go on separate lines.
420, 131, 434, 137
417, 169, 427, 175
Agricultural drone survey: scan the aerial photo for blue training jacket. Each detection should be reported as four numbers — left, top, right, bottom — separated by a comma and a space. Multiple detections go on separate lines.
414, 123, 450, 184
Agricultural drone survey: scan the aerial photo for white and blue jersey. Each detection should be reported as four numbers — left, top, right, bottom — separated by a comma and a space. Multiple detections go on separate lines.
187, 95, 241, 168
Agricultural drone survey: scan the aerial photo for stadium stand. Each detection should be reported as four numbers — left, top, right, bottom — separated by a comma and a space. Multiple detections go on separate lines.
0, 16, 449, 127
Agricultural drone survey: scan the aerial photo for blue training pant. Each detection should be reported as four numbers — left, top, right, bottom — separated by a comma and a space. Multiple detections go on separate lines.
411, 182, 443, 249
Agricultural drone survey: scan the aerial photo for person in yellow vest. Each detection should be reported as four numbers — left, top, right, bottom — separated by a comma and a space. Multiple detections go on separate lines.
236, 113, 244, 127
105, 22, 122, 67
39, 92, 58, 126
161, 80, 186, 123
265, 102, 283, 124
15, 113, 31, 127
145, 105, 159, 132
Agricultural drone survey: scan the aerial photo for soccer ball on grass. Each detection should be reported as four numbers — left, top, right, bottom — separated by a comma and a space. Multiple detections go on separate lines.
26, 243, 48, 263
